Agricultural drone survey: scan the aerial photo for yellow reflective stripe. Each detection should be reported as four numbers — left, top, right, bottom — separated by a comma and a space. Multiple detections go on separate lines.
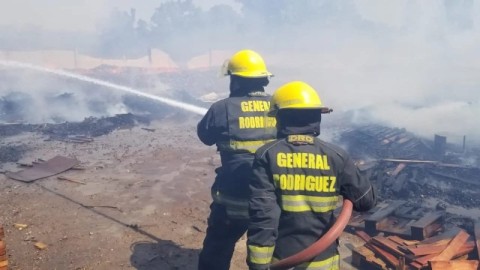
283, 195, 338, 203
248, 245, 274, 265
297, 254, 340, 270
281, 195, 338, 213
218, 139, 275, 153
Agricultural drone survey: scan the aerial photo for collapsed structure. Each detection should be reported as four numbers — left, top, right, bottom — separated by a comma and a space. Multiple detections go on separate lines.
337, 125, 480, 269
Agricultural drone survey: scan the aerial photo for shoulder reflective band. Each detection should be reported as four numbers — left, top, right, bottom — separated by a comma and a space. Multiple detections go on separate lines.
281, 195, 338, 213
296, 254, 340, 270
217, 139, 275, 153
248, 245, 275, 265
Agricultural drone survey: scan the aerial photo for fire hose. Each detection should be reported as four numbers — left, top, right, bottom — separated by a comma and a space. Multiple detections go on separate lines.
269, 199, 353, 270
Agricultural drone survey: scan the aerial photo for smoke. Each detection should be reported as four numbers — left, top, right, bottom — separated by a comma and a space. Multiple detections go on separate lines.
0, 69, 128, 123
261, 1, 480, 145
0, 0, 479, 145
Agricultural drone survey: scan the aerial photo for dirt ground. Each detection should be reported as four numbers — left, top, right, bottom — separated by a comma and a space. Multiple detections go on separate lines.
0, 115, 362, 270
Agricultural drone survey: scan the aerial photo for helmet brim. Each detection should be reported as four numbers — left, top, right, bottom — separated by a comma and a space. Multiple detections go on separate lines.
230, 71, 273, 78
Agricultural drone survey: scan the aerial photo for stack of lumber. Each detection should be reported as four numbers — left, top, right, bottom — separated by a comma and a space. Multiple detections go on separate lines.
352, 227, 480, 270
0, 225, 7, 270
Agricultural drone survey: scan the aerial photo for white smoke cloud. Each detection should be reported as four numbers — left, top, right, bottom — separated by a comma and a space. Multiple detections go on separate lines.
0, 0, 479, 146
266, 0, 480, 145
0, 69, 127, 123
0, 0, 239, 31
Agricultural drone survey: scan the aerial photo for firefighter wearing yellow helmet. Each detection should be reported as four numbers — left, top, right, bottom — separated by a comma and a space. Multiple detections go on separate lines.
197, 50, 277, 270
246, 81, 376, 270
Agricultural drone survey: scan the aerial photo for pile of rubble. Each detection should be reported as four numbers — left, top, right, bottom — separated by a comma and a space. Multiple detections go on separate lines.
0, 145, 26, 164
0, 113, 152, 164
347, 200, 480, 269
40, 113, 150, 139
0, 113, 150, 140
352, 227, 479, 270
339, 125, 480, 208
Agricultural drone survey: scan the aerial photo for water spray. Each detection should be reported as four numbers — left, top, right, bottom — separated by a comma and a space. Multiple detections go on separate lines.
0, 60, 208, 115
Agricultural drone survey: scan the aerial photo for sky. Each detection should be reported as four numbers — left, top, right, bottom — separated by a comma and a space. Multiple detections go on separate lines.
0, 0, 419, 31
0, 0, 240, 32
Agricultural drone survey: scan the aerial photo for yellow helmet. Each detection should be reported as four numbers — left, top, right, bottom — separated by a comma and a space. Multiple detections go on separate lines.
269, 81, 324, 116
223, 50, 273, 78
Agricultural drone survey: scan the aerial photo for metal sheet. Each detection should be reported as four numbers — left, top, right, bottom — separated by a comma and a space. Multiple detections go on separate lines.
6, 156, 80, 182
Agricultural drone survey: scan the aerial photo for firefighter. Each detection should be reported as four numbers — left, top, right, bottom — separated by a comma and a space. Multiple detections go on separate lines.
247, 81, 376, 270
197, 49, 277, 270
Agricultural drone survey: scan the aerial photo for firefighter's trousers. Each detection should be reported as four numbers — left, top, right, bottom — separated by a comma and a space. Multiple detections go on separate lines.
198, 202, 248, 270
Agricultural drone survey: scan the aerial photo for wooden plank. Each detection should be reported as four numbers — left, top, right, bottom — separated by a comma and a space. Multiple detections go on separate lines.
366, 242, 399, 268
454, 240, 475, 259
376, 216, 412, 237
409, 260, 424, 270
0, 260, 7, 267
419, 227, 461, 245
430, 229, 470, 261
401, 239, 420, 246
399, 235, 467, 257
402, 242, 447, 256
355, 230, 372, 243
352, 245, 387, 270
387, 235, 409, 246
365, 201, 405, 235
414, 253, 438, 266
371, 236, 405, 257
413, 240, 474, 266
410, 211, 444, 240
429, 260, 479, 270
351, 246, 367, 267
475, 220, 480, 261
390, 163, 407, 177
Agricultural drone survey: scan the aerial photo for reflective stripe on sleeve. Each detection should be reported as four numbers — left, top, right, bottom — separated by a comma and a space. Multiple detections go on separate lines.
247, 245, 275, 265
297, 254, 340, 270
281, 195, 338, 213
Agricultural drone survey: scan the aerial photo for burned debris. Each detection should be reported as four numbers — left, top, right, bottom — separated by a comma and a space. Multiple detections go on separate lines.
339, 124, 480, 208
0, 145, 26, 163
0, 113, 150, 142
338, 125, 480, 269
346, 199, 480, 269
0, 113, 151, 164
6, 156, 80, 182
40, 113, 150, 139
351, 226, 479, 270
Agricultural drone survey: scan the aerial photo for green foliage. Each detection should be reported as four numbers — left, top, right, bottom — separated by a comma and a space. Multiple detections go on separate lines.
96, 0, 363, 61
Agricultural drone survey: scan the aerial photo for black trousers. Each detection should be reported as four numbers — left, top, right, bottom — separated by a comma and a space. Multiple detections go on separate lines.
198, 202, 249, 270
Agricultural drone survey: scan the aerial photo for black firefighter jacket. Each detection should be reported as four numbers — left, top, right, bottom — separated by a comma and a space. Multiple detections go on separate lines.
197, 91, 277, 219
247, 134, 376, 270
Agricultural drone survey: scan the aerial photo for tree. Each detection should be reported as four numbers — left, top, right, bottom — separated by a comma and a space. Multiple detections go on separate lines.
97, 8, 137, 57
151, 0, 203, 36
